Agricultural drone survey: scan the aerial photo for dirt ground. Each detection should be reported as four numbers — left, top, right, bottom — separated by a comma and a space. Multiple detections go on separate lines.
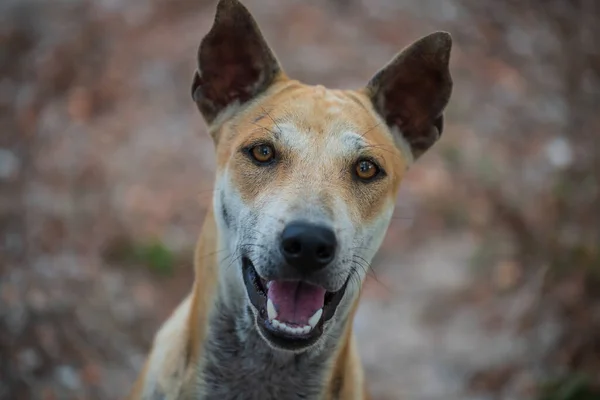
1, 1, 599, 399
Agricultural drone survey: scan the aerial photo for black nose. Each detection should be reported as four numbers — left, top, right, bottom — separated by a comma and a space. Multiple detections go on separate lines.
280, 221, 337, 272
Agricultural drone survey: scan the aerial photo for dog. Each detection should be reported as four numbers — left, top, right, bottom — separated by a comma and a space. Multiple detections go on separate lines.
128, 0, 453, 398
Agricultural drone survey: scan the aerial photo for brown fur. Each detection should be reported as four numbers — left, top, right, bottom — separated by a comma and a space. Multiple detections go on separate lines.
223, 79, 406, 224
127, 210, 365, 399
128, 0, 452, 398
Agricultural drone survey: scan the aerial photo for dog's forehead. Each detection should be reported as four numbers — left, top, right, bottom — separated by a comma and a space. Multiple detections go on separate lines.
274, 124, 368, 159
252, 82, 389, 151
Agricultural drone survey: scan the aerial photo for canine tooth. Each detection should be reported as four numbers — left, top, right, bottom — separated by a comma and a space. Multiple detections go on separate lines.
308, 309, 323, 328
267, 299, 277, 321
301, 326, 311, 335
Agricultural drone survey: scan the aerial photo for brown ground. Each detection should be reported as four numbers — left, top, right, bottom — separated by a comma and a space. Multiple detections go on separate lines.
1, 1, 599, 399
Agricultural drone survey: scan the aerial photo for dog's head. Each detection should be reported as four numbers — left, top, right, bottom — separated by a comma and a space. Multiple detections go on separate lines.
192, 0, 452, 352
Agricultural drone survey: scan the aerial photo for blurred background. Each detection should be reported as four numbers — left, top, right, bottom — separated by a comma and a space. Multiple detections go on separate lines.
1, 0, 599, 399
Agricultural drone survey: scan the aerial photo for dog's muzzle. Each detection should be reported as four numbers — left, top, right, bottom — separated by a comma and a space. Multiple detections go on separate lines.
242, 220, 349, 351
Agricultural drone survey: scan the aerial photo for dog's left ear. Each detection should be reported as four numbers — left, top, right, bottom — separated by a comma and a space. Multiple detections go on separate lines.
192, 0, 283, 126
365, 32, 453, 160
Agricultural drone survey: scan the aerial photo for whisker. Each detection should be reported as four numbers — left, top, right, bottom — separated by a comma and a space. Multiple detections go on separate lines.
352, 255, 390, 292
224, 254, 244, 273
349, 246, 376, 252
361, 143, 404, 163
196, 247, 230, 262
359, 122, 382, 139
237, 243, 268, 251
260, 106, 283, 135
250, 120, 279, 137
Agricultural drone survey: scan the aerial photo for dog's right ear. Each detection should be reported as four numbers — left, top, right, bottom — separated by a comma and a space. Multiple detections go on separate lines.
192, 0, 283, 127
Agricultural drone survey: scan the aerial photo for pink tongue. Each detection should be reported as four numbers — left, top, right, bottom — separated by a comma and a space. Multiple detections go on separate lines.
267, 281, 326, 326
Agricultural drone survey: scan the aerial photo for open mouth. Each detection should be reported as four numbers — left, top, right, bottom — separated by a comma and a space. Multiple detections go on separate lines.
242, 257, 348, 351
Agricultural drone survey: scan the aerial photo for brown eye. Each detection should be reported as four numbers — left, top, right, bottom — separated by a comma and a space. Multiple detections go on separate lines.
355, 159, 379, 181
250, 144, 275, 164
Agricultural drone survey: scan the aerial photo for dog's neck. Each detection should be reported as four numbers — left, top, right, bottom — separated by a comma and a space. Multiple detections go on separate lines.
189, 210, 356, 399
198, 287, 345, 399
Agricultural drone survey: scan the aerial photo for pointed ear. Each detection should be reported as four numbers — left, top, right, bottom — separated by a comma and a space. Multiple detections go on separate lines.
191, 0, 283, 125
365, 32, 453, 160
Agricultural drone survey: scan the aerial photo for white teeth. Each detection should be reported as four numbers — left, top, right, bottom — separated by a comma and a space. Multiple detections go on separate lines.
308, 309, 323, 328
270, 318, 312, 336
267, 299, 277, 321
267, 307, 322, 336
266, 281, 273, 290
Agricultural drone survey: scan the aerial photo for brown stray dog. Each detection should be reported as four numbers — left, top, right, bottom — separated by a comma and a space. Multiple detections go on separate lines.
128, 0, 453, 398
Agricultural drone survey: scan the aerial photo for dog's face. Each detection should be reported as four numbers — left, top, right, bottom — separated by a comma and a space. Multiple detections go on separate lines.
192, 0, 452, 352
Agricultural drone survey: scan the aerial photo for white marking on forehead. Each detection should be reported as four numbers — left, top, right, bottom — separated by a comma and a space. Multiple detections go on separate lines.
323, 90, 349, 104
327, 105, 342, 114
314, 85, 327, 95
276, 122, 313, 150
276, 122, 366, 159
340, 131, 366, 145
333, 131, 367, 156
313, 85, 352, 114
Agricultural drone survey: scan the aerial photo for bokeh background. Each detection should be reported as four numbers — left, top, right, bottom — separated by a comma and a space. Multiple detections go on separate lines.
1, 0, 599, 399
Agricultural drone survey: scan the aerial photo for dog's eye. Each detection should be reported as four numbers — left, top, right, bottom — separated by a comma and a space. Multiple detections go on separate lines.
250, 144, 275, 164
355, 159, 380, 181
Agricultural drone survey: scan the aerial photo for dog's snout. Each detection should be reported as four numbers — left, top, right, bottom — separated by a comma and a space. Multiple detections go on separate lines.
280, 221, 337, 272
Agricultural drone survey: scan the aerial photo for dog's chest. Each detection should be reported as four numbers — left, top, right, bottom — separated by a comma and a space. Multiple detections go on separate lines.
200, 354, 326, 400
197, 308, 332, 400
